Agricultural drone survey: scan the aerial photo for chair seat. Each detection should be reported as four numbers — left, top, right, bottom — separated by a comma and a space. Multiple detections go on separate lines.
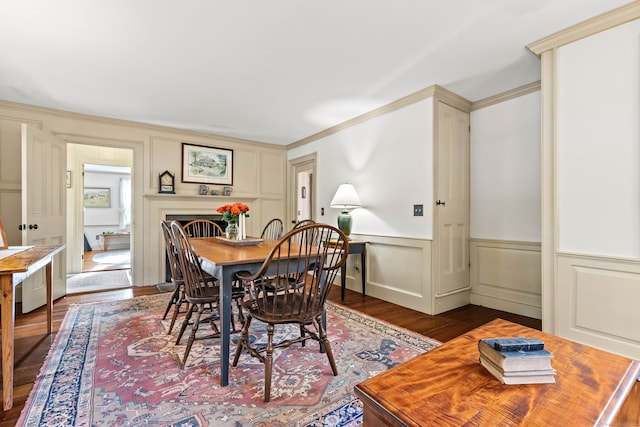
242, 292, 321, 325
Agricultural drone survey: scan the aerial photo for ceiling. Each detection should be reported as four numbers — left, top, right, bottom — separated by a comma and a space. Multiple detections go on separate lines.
0, 1, 630, 146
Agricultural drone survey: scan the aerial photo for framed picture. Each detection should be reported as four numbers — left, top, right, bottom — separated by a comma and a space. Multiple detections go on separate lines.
66, 170, 72, 188
84, 187, 111, 208
182, 143, 233, 185
0, 217, 7, 249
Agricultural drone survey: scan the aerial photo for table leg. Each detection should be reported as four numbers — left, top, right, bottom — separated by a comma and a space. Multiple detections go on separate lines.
361, 251, 366, 296
1, 275, 15, 411
46, 260, 53, 334
219, 268, 233, 386
341, 261, 347, 301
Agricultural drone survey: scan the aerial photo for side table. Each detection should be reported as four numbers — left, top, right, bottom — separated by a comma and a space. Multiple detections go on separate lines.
341, 240, 366, 300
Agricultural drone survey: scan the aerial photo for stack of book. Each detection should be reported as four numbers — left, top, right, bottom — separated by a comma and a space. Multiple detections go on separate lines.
478, 337, 556, 384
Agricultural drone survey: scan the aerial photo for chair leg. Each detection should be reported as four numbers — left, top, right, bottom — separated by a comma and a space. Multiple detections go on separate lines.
182, 304, 203, 368
299, 325, 306, 347
232, 314, 252, 367
167, 288, 186, 335
264, 323, 275, 402
162, 285, 179, 320
176, 304, 195, 345
315, 318, 338, 376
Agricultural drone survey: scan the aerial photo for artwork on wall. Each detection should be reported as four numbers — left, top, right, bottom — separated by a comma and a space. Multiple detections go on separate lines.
182, 143, 233, 185
84, 187, 111, 208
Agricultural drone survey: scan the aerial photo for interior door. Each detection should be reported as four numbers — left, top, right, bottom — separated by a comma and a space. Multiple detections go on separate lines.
288, 154, 316, 228
20, 124, 67, 312
434, 102, 470, 301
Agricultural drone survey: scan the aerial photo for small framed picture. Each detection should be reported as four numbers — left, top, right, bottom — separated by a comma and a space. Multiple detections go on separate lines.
0, 217, 7, 249
182, 143, 233, 185
84, 187, 111, 208
66, 170, 72, 188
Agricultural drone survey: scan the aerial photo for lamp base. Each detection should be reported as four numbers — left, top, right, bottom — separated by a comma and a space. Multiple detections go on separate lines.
337, 210, 352, 238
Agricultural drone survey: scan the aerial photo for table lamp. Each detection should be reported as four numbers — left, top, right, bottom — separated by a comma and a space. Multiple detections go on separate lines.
330, 183, 362, 238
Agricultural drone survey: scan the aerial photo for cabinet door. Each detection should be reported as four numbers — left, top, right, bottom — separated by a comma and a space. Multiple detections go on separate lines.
21, 124, 67, 312
433, 102, 470, 305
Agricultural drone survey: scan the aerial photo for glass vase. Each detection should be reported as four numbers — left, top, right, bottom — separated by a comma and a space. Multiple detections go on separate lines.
225, 222, 238, 240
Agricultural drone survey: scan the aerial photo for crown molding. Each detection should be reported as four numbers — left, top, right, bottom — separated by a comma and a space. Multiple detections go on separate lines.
471, 81, 541, 111
433, 85, 472, 113
288, 85, 438, 149
0, 99, 283, 149
527, 2, 640, 55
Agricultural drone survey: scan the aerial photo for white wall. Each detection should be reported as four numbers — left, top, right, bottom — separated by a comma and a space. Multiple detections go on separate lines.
557, 19, 640, 258
470, 92, 541, 242
288, 98, 434, 239
83, 171, 130, 250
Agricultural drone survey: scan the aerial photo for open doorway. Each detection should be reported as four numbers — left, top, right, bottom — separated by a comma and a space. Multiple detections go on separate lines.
66, 145, 134, 293
289, 153, 316, 228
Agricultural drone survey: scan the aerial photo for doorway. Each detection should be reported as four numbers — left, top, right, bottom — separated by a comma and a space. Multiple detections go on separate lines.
66, 145, 134, 293
288, 153, 316, 228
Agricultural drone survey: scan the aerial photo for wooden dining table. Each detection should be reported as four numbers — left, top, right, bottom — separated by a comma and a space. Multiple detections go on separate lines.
188, 237, 283, 386
0, 245, 65, 411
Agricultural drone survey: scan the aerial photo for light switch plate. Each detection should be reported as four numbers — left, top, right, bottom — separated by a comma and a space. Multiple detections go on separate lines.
413, 204, 423, 216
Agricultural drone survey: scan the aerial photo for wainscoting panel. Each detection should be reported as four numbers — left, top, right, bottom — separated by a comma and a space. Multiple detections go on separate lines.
557, 253, 640, 359
470, 239, 542, 319
347, 234, 433, 314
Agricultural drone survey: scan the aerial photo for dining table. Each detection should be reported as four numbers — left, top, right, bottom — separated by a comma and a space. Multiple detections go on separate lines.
188, 237, 283, 386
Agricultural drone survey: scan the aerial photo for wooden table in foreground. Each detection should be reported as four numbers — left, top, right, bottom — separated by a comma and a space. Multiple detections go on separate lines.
354, 318, 640, 426
0, 245, 65, 411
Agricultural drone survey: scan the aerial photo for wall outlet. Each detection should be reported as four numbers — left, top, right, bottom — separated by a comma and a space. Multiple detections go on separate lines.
413, 204, 424, 216
321, 207, 324, 216
96, 235, 100, 240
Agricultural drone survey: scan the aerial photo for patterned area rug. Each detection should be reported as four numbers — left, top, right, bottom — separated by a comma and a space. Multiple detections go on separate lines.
18, 294, 440, 426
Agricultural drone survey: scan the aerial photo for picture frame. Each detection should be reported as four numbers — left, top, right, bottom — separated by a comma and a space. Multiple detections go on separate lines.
0, 217, 7, 249
66, 170, 72, 188
182, 143, 233, 185
84, 187, 111, 208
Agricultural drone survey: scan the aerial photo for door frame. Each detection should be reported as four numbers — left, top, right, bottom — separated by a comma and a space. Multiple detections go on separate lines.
65, 139, 143, 285
287, 153, 317, 228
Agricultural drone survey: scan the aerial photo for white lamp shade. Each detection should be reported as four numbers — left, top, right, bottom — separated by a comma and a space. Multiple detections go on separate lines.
330, 184, 362, 209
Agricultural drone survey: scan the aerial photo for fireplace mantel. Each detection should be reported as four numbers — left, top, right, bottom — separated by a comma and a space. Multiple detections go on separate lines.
144, 193, 256, 202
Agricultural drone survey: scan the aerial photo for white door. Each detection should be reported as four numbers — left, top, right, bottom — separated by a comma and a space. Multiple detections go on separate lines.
21, 124, 67, 313
434, 102, 470, 300
289, 154, 316, 228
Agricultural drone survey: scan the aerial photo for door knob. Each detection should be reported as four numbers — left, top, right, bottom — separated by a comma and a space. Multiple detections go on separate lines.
436, 200, 446, 206
18, 224, 25, 230
28, 224, 38, 230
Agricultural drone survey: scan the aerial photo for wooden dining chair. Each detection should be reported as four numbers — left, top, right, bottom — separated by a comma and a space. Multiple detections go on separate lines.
232, 223, 349, 402
160, 221, 189, 334
182, 219, 224, 238
260, 218, 284, 240
169, 221, 246, 368
292, 219, 315, 230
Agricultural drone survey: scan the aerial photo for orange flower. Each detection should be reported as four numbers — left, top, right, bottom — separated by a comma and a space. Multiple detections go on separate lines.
217, 202, 250, 223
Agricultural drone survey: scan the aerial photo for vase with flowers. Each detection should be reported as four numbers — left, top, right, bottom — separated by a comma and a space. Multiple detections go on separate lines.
216, 202, 250, 240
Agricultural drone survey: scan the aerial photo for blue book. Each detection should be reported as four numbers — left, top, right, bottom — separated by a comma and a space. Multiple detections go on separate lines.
492, 337, 544, 352
478, 338, 553, 372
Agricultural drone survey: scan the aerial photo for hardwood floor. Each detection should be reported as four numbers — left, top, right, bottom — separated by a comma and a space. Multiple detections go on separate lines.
82, 249, 131, 272
1, 285, 637, 426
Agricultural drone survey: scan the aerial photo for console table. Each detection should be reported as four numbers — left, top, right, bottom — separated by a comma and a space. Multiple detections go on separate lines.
328, 239, 367, 300
354, 318, 640, 426
0, 245, 65, 411
102, 232, 130, 251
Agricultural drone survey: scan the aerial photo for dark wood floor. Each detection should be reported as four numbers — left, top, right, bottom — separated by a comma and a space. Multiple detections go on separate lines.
1, 285, 637, 426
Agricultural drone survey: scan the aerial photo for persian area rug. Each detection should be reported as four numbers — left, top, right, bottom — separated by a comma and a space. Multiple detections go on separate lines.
18, 294, 440, 426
